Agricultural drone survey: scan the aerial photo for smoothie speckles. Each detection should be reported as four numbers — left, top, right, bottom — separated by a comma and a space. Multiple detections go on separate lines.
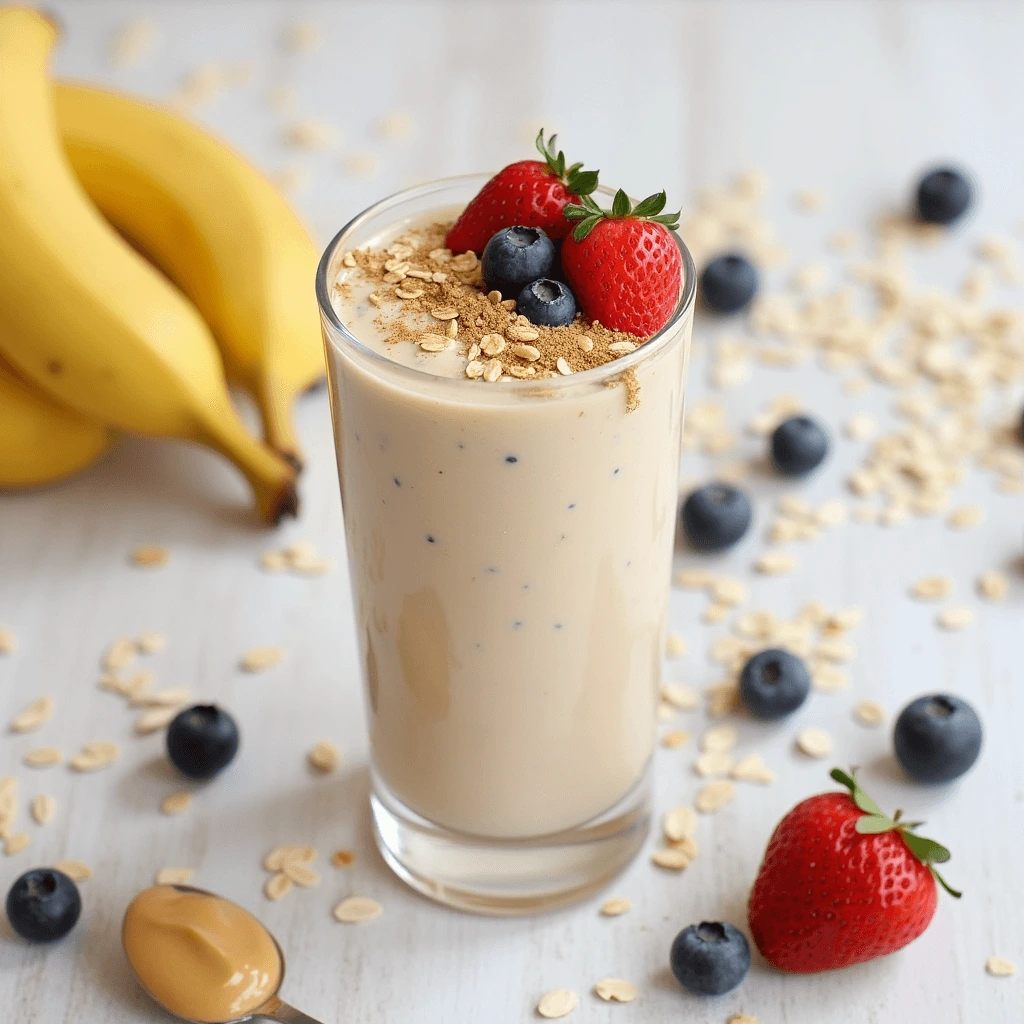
505, 455, 519, 464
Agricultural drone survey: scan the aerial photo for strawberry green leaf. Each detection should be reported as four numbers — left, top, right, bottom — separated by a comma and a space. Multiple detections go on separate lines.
562, 204, 591, 221
632, 191, 668, 218
901, 832, 952, 865
566, 168, 599, 197
571, 216, 603, 242
611, 189, 631, 218
830, 767, 857, 790
931, 868, 962, 899
650, 211, 682, 230
855, 814, 898, 834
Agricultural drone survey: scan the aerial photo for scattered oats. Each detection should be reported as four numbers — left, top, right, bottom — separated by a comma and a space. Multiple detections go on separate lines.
466, 343, 481, 361
670, 835, 699, 860
665, 633, 687, 658
796, 727, 833, 758
446, 318, 459, 340
122, 671, 154, 702
594, 979, 638, 1003
480, 333, 506, 356
465, 360, 484, 380
136, 687, 191, 708
794, 187, 825, 212
430, 305, 459, 321
710, 577, 747, 606
947, 505, 985, 530
811, 664, 848, 693
270, 164, 306, 196
755, 550, 797, 575
853, 505, 878, 523
674, 568, 713, 589
729, 1015, 759, 1024
282, 19, 321, 52
845, 414, 877, 441
854, 700, 886, 727
419, 335, 450, 353
450, 251, 479, 273
333, 896, 383, 924
23, 747, 62, 769
282, 858, 321, 888
600, 897, 632, 917
695, 780, 735, 814
0, 625, 16, 654
815, 639, 855, 662
844, 376, 870, 395
53, 860, 91, 881
912, 576, 954, 601
706, 680, 740, 717
135, 706, 180, 734
377, 110, 413, 140
156, 867, 196, 886
108, 18, 155, 67
661, 729, 690, 749
703, 603, 731, 624
829, 229, 857, 253
661, 683, 700, 710
511, 343, 541, 361
395, 286, 423, 300
695, 751, 735, 777
428, 248, 452, 262
937, 606, 975, 631
241, 646, 284, 672
556, 357, 572, 376
656, 702, 675, 722
104, 637, 137, 672
663, 806, 698, 841
977, 569, 1010, 601
265, 872, 292, 901
816, 499, 848, 527
69, 741, 119, 772
986, 956, 1017, 978
824, 606, 864, 633
136, 631, 166, 655
30, 794, 55, 826
367, 293, 382, 308
608, 341, 637, 355
486, 289, 502, 304
308, 740, 340, 773
341, 251, 358, 268
5, 833, 31, 856
131, 544, 169, 567
10, 696, 55, 733
578, 336, 594, 353
977, 236, 1013, 262
791, 262, 828, 292
537, 989, 578, 1019
331, 849, 356, 868
731, 754, 776, 784
651, 848, 691, 871
160, 791, 192, 816
701, 725, 738, 753
482, 358, 503, 383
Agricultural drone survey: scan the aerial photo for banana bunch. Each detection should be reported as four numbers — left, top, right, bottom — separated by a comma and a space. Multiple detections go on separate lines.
0, 8, 325, 523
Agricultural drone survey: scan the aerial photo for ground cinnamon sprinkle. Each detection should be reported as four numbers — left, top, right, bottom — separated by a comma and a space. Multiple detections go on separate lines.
338, 220, 655, 410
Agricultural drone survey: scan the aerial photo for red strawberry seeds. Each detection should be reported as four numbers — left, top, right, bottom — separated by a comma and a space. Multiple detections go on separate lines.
561, 189, 683, 336
748, 769, 959, 974
445, 131, 599, 255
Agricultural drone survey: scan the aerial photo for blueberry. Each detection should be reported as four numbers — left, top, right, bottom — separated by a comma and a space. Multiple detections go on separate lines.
894, 693, 982, 784
699, 253, 758, 314
740, 648, 811, 719
516, 278, 576, 327
166, 704, 239, 780
670, 921, 751, 996
481, 226, 556, 299
681, 484, 753, 551
770, 415, 830, 476
6, 868, 81, 943
916, 167, 972, 226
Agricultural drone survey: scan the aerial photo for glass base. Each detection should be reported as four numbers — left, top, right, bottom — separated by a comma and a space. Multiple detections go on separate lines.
370, 766, 651, 916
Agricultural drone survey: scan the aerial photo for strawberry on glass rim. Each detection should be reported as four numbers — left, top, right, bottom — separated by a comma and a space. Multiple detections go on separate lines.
561, 189, 682, 337
748, 767, 960, 975
445, 130, 599, 255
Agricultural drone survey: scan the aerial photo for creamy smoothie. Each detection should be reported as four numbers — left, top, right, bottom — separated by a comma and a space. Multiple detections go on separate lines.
321, 183, 693, 844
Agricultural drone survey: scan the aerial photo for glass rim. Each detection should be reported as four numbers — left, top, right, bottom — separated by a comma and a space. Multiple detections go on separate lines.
315, 173, 697, 392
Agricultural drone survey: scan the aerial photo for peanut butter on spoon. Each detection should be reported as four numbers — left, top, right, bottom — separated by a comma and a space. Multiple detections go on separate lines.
122, 885, 322, 1024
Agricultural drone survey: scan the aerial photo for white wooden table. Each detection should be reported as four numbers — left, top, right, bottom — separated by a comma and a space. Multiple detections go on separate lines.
2, 2, 1022, 1021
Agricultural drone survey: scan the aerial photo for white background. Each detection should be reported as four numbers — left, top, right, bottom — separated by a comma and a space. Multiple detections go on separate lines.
1, 2, 1022, 1022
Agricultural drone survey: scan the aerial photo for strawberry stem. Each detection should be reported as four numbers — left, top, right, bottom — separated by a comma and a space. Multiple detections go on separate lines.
829, 767, 961, 899
562, 188, 681, 242
535, 130, 599, 199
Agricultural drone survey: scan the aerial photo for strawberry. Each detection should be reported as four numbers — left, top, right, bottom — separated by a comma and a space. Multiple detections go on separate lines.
445, 131, 598, 255
561, 189, 682, 336
748, 768, 960, 974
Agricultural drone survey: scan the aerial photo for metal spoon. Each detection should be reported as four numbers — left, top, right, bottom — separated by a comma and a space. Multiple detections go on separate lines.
123, 884, 324, 1024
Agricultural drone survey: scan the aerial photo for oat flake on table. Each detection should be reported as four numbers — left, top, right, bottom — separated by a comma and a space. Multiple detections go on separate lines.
70, 741, 120, 772
308, 740, 340, 772
985, 956, 1017, 977
265, 872, 292, 901
333, 896, 383, 924
853, 700, 886, 727
663, 806, 698, 841
661, 729, 690, 749
651, 848, 690, 871
53, 859, 92, 881
0, 625, 17, 654
701, 724, 738, 753
30, 794, 55, 826
937, 606, 975, 631
796, 727, 834, 758
5, 832, 31, 856
131, 544, 169, 567
10, 695, 55, 733
593, 978, 638, 1003
695, 751, 735, 778
731, 753, 776, 784
695, 780, 735, 814
331, 849, 356, 868
537, 989, 578, 1019
911, 576, 954, 601
160, 791, 192, 816
241, 645, 285, 672
23, 746, 62, 769
977, 569, 1009, 601
600, 897, 632, 917
156, 867, 196, 886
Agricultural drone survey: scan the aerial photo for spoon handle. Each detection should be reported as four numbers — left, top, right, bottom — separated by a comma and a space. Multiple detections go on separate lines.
253, 997, 325, 1024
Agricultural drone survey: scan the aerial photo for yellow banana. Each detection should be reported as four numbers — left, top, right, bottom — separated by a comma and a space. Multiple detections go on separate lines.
55, 81, 326, 469
0, 9, 297, 524
0, 354, 115, 489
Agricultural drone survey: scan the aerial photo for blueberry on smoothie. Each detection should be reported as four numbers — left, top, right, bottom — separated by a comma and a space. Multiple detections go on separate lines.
681, 484, 753, 551
770, 415, 830, 476
670, 921, 751, 996
516, 278, 576, 327
915, 167, 972, 225
740, 648, 811, 719
481, 226, 556, 298
699, 253, 758, 314
894, 694, 982, 783
166, 704, 239, 780
6, 868, 81, 943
